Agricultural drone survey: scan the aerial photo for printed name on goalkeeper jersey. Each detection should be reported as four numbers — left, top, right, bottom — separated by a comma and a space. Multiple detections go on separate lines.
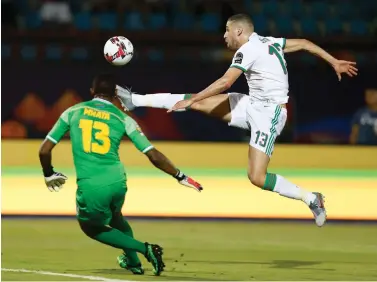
83, 108, 110, 120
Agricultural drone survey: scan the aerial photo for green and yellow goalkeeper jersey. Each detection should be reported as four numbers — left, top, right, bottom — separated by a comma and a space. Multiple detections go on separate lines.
46, 98, 153, 187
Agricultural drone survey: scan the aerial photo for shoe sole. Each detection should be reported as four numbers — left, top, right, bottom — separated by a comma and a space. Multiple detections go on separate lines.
313, 193, 327, 227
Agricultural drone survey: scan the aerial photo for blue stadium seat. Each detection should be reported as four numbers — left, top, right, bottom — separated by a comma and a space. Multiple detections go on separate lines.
123, 12, 144, 30
25, 12, 41, 29
200, 13, 220, 32
148, 13, 168, 30
325, 18, 343, 35
46, 45, 62, 60
349, 19, 368, 35
253, 14, 268, 34
173, 13, 195, 30
74, 12, 91, 30
274, 16, 294, 35
20, 45, 37, 60
97, 12, 117, 31
300, 17, 319, 35
71, 47, 88, 60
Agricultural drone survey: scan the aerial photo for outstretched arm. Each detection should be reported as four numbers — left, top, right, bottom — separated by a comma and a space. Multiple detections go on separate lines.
125, 116, 203, 192
284, 39, 358, 81
168, 67, 243, 112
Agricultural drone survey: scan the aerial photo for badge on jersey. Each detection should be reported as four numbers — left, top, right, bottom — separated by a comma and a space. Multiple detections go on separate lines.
136, 125, 144, 136
234, 52, 243, 64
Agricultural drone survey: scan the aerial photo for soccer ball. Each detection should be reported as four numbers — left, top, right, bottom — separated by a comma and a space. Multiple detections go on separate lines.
104, 36, 134, 66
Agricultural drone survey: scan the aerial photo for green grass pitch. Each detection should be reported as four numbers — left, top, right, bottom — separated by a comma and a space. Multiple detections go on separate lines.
2, 219, 377, 281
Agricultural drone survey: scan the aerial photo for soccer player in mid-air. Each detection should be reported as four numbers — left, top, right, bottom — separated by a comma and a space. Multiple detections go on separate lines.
117, 14, 358, 227
39, 74, 203, 276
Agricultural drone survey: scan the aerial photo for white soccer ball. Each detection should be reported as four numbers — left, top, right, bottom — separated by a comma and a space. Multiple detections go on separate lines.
104, 36, 134, 66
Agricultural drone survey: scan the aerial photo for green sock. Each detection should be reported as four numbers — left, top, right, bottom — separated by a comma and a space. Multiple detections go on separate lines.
79, 221, 146, 255
262, 173, 277, 191
110, 215, 141, 265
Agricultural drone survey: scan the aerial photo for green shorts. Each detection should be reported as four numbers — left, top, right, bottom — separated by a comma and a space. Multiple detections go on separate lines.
76, 180, 127, 226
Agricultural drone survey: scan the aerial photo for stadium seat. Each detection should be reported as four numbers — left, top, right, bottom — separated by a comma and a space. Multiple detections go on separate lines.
73, 12, 91, 30
46, 45, 62, 60
123, 12, 144, 30
25, 12, 41, 29
97, 12, 117, 31
20, 45, 37, 60
148, 13, 168, 30
349, 19, 368, 35
300, 17, 319, 35
200, 13, 220, 32
70, 47, 88, 60
173, 13, 195, 30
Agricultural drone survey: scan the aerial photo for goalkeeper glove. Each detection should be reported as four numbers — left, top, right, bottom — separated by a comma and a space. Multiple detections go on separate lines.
44, 170, 68, 192
174, 170, 203, 192
116, 85, 136, 111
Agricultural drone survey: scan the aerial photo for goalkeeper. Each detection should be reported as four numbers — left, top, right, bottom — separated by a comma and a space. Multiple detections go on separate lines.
38, 73, 203, 276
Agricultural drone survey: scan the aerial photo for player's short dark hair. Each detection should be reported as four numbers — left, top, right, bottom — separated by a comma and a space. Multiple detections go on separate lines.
92, 73, 116, 97
228, 14, 254, 28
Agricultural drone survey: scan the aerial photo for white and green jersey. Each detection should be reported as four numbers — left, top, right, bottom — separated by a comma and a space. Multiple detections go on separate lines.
230, 32, 289, 104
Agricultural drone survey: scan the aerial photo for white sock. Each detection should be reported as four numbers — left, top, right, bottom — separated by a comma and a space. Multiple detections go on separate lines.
132, 93, 186, 111
274, 174, 316, 205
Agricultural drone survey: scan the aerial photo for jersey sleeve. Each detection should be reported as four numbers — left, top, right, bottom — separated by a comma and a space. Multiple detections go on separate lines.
266, 37, 286, 49
229, 45, 256, 72
46, 108, 70, 144
124, 116, 154, 154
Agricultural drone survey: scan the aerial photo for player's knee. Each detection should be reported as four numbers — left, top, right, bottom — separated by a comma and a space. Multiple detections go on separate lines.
247, 171, 265, 188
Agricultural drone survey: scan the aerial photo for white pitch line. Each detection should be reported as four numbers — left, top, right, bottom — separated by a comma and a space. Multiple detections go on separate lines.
1, 268, 134, 282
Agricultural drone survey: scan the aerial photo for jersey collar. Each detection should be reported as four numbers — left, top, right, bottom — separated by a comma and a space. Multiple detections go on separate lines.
92, 98, 113, 105
249, 32, 258, 40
